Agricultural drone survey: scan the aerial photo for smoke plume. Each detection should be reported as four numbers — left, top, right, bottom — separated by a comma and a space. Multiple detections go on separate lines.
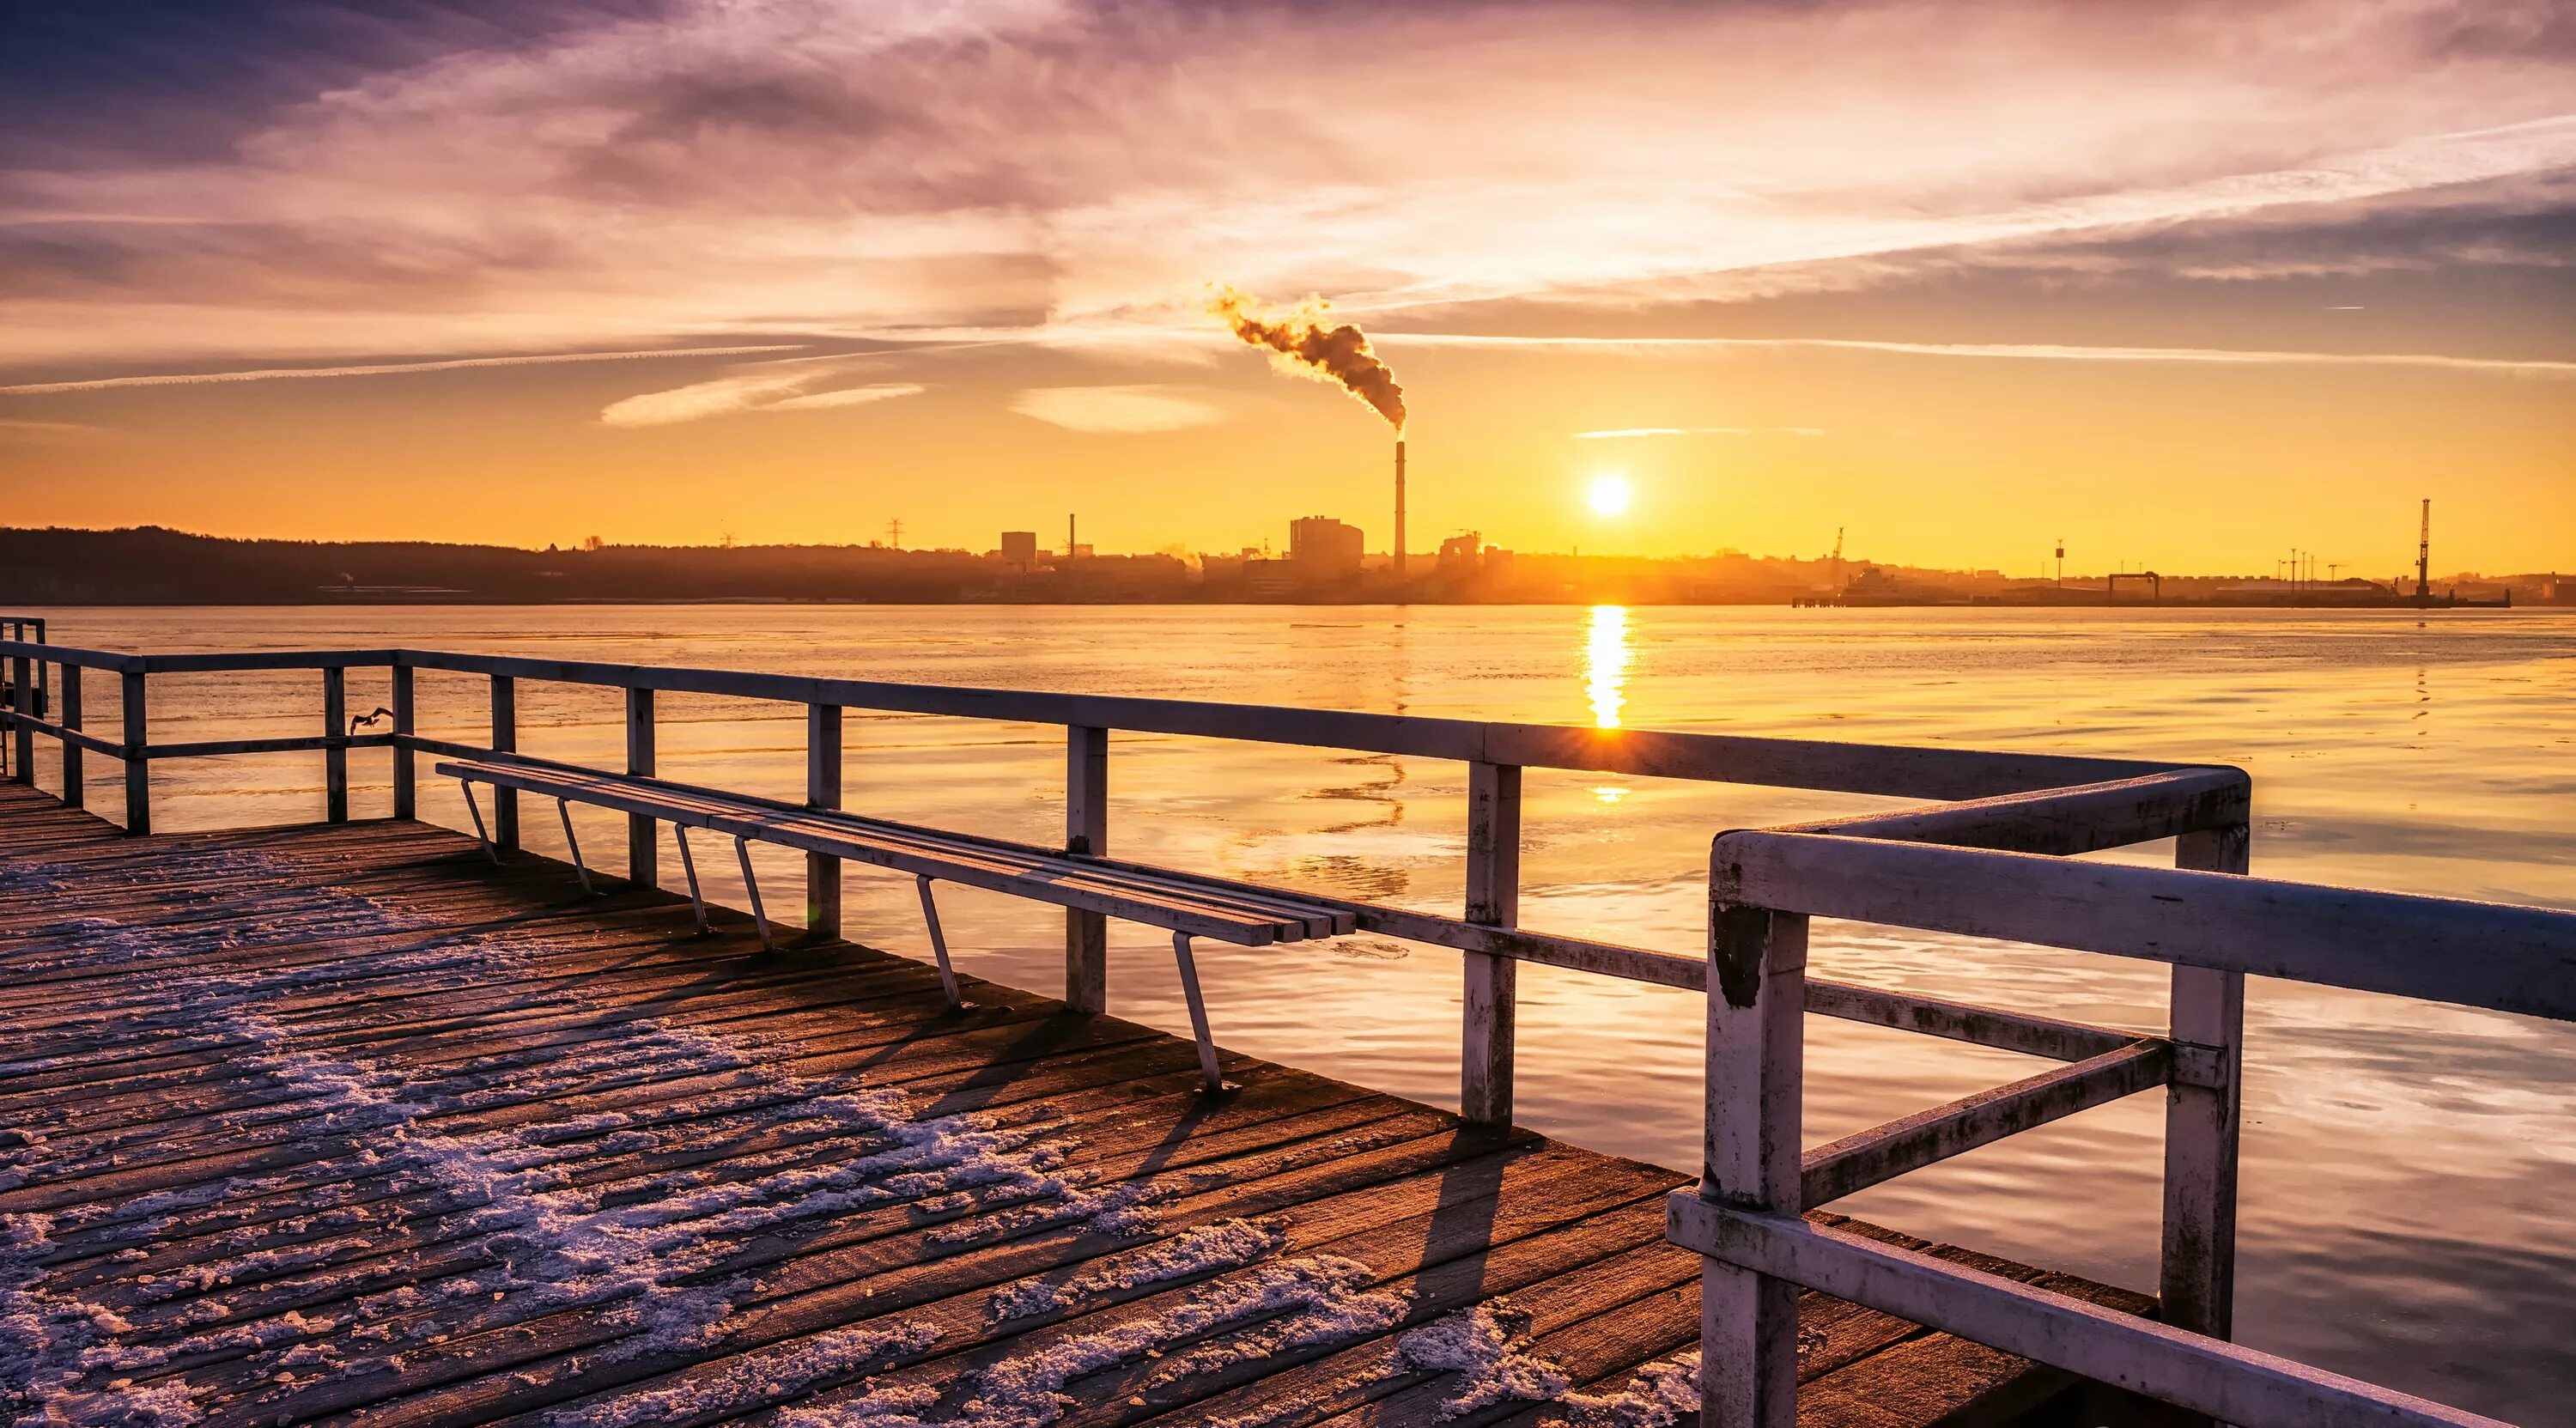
1210, 285, 1406, 431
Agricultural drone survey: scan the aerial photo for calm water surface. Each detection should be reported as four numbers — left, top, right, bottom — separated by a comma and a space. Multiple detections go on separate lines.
18, 605, 2574, 1419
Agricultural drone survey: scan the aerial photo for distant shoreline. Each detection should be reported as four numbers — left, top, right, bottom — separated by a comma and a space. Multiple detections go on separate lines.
5, 526, 2558, 610
5, 596, 2558, 612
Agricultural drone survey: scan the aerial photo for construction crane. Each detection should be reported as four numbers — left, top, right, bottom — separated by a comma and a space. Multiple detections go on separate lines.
2415, 498, 2431, 599
1831, 527, 1844, 589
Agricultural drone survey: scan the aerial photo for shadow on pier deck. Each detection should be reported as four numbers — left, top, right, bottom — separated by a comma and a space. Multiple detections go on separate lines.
0, 784, 2150, 1428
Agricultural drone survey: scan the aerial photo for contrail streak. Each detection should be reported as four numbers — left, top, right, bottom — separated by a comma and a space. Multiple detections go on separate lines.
1378, 333, 2576, 374
0, 344, 809, 395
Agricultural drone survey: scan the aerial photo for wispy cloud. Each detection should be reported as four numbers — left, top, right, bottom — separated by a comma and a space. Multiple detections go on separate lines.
0, 417, 116, 441
598, 367, 926, 427
1571, 425, 1828, 440
1395, 334, 2576, 375
1009, 386, 1226, 433
0, 345, 805, 396
5, 1, 2573, 369
765, 383, 927, 411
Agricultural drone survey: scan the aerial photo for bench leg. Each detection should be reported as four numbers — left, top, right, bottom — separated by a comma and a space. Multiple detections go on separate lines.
672, 824, 709, 935
457, 781, 501, 866
1171, 932, 1224, 1093
734, 836, 774, 951
556, 798, 593, 896
915, 875, 963, 1008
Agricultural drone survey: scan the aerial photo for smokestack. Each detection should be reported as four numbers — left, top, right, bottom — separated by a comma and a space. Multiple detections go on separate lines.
1394, 440, 1406, 583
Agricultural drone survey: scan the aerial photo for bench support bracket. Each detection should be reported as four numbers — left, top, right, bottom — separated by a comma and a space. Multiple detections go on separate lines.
673, 824, 709, 935
457, 780, 501, 866
734, 836, 773, 951
557, 798, 593, 895
1172, 932, 1224, 1093
915, 875, 963, 1007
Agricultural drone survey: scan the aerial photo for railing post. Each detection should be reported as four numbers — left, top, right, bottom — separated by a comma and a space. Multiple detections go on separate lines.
489, 674, 519, 851
390, 661, 416, 819
625, 685, 657, 888
805, 702, 843, 938
7, 654, 29, 783
58, 665, 82, 810
120, 671, 149, 836
1064, 724, 1109, 1013
1702, 881, 1809, 1428
2163, 819, 2249, 1341
1463, 760, 1522, 1124
322, 666, 349, 823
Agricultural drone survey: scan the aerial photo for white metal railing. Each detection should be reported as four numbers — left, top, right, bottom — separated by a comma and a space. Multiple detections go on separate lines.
1669, 829, 2576, 1428
12, 635, 2549, 1419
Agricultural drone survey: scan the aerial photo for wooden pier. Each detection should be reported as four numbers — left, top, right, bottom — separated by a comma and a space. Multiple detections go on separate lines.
0, 783, 2154, 1426
5, 630, 2569, 1427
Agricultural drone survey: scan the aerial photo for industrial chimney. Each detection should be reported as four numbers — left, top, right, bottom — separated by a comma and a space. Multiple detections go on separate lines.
1394, 440, 1407, 583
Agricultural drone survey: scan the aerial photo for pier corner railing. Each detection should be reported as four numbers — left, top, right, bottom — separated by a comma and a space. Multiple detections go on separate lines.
3, 631, 2567, 1426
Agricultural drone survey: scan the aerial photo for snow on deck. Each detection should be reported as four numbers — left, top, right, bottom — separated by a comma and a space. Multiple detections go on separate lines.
0, 784, 2148, 1427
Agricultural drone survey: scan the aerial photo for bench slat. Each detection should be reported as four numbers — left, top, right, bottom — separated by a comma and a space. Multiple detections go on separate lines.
434, 759, 1346, 947
474, 763, 1352, 936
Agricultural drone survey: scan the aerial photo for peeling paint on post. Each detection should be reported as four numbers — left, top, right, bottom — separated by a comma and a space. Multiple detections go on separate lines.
2164, 820, 2249, 1345
1702, 883, 1809, 1428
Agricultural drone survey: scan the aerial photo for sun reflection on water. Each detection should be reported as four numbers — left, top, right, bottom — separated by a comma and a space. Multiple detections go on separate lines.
1585, 604, 1630, 729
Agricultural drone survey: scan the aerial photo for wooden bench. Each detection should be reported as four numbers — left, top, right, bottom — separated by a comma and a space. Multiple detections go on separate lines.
434, 757, 1356, 1091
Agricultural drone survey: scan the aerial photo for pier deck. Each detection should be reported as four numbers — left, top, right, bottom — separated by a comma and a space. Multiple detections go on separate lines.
0, 784, 2147, 1427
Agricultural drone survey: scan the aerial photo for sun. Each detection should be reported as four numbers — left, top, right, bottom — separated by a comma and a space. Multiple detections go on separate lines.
1588, 473, 1632, 517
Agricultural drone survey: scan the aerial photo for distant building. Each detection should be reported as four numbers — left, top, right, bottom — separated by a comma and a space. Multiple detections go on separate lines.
1000, 531, 1038, 570
1437, 532, 1482, 574
1288, 517, 1364, 580
1242, 559, 1302, 599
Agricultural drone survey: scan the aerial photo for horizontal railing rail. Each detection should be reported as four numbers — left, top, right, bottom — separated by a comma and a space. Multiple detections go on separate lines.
391, 647, 2196, 799
1668, 1200, 2504, 1428
0, 641, 2206, 795
1717, 829, 2576, 1022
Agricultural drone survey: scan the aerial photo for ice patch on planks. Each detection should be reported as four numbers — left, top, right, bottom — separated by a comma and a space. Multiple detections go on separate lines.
0, 841, 1693, 1428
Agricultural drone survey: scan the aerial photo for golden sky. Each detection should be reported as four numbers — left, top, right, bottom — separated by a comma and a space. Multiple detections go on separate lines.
3, 0, 2571, 574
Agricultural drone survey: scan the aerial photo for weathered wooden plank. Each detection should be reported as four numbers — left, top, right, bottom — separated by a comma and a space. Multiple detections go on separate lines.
1800, 1041, 2172, 1208
0, 638, 142, 672
1777, 768, 2248, 855
1713, 829, 2576, 1023
1667, 1200, 2507, 1428
131, 732, 399, 762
